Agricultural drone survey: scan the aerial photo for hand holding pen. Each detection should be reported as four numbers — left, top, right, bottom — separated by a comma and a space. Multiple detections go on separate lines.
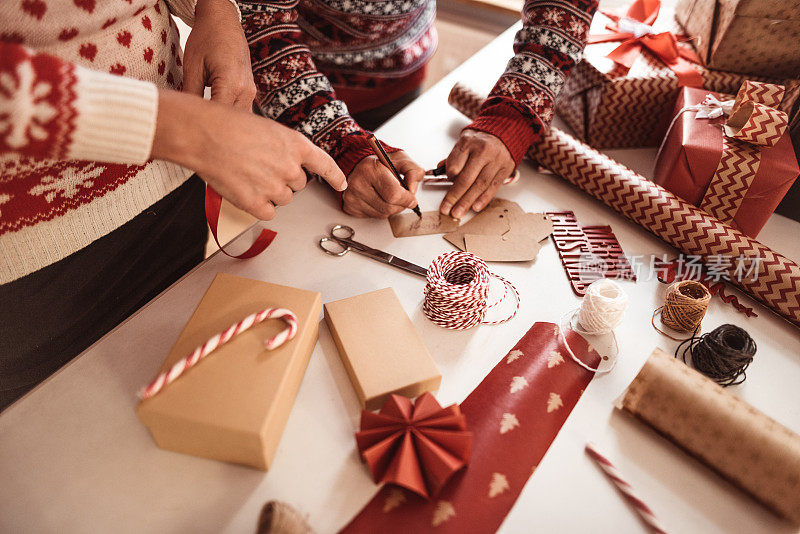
366, 135, 422, 218
340, 137, 424, 219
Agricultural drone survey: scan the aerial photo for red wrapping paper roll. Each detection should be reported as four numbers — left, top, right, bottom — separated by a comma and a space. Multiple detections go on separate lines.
448, 83, 800, 328
340, 322, 600, 533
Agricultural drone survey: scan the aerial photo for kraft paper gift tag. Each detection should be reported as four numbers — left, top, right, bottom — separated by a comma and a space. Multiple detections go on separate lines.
444, 199, 553, 261
443, 198, 525, 250
389, 211, 461, 238
464, 234, 542, 262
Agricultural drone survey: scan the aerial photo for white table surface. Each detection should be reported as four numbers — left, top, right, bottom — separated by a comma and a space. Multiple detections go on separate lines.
2, 24, 800, 534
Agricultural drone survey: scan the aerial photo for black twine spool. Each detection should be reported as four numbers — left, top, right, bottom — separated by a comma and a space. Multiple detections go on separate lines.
676, 324, 756, 387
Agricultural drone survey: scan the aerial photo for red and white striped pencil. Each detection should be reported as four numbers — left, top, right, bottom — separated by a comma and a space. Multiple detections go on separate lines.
585, 442, 668, 534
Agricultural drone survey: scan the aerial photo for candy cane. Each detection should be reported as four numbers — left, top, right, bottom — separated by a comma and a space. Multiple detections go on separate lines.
139, 308, 298, 400
585, 443, 669, 534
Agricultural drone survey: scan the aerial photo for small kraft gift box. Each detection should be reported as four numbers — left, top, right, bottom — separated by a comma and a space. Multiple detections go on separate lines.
555, 0, 796, 149
324, 287, 441, 410
137, 273, 322, 470
675, 0, 800, 79
653, 82, 800, 238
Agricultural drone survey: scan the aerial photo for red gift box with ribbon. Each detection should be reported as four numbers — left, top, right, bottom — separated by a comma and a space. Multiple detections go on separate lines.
555, 0, 796, 149
653, 82, 800, 238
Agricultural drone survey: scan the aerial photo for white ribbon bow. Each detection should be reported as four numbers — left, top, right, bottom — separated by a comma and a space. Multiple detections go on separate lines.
617, 17, 655, 38
694, 94, 735, 119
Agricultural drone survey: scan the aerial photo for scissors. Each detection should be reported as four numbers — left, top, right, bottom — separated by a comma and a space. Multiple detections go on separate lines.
318, 225, 428, 278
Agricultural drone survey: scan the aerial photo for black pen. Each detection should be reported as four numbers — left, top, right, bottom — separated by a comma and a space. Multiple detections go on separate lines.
366, 135, 422, 218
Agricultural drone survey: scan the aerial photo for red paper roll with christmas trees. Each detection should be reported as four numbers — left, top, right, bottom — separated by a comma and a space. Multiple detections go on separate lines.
448, 83, 800, 329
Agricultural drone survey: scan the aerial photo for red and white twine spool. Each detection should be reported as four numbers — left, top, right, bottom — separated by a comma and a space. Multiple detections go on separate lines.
585, 443, 668, 534
423, 251, 519, 330
139, 307, 298, 400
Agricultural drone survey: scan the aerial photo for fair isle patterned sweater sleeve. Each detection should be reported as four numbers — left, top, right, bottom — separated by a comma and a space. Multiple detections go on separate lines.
467, 0, 597, 165
240, 0, 392, 177
0, 41, 158, 164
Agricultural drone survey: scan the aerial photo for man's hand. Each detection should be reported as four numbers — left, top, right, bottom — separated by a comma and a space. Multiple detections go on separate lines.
343, 151, 424, 218
152, 90, 346, 221
440, 130, 515, 218
183, 0, 256, 110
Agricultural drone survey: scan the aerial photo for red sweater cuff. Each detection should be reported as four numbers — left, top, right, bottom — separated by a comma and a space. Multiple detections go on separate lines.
465, 104, 541, 166
334, 134, 399, 177
332, 135, 399, 208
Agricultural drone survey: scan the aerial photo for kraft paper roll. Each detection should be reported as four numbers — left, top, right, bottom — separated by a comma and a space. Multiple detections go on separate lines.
447, 83, 800, 330
620, 348, 800, 523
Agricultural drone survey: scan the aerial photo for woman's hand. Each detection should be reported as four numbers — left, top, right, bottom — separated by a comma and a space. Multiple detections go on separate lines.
182, 0, 256, 110
151, 90, 346, 220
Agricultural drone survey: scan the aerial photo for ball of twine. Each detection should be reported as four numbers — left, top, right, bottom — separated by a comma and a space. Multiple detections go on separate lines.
576, 279, 628, 335
561, 278, 628, 374
676, 324, 757, 387
423, 251, 518, 330
656, 280, 711, 338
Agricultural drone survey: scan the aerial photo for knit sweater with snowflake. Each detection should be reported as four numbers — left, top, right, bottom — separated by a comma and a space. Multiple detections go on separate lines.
243, 0, 597, 173
0, 0, 595, 284
0, 0, 208, 284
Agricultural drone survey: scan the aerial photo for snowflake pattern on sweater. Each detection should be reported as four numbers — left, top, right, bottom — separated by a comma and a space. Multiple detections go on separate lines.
467, 0, 598, 165
0, 0, 190, 283
241, 0, 596, 175
241, 0, 436, 175
0, 44, 77, 160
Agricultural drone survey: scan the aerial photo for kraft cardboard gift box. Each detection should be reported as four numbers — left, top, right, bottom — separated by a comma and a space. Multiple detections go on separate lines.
137, 273, 321, 470
324, 287, 441, 410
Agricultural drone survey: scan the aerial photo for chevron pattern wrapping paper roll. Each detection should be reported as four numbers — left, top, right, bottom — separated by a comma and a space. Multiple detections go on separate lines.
448, 83, 800, 328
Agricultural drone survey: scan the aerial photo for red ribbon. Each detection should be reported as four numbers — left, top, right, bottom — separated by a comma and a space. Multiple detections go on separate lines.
587, 0, 703, 87
204, 186, 276, 259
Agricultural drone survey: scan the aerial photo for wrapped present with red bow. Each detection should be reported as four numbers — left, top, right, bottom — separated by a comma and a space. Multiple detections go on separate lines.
653, 82, 800, 238
555, 0, 796, 148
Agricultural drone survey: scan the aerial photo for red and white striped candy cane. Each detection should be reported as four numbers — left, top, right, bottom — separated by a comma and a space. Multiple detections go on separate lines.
423, 251, 519, 330
139, 307, 298, 400
585, 443, 668, 534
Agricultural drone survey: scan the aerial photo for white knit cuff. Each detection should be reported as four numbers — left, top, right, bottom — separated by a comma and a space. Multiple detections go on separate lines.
166, 0, 241, 26
164, 0, 198, 25
67, 67, 158, 165
226, 0, 241, 21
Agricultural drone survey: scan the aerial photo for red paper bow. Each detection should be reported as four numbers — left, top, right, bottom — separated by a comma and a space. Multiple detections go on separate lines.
355, 393, 473, 499
587, 0, 703, 87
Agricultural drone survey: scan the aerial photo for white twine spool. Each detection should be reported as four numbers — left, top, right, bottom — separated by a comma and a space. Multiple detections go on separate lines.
577, 279, 628, 334
561, 279, 628, 373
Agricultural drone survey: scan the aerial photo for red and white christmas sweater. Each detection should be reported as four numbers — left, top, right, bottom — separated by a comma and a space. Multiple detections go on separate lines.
0, 0, 596, 284
0, 0, 228, 284
243, 0, 597, 175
